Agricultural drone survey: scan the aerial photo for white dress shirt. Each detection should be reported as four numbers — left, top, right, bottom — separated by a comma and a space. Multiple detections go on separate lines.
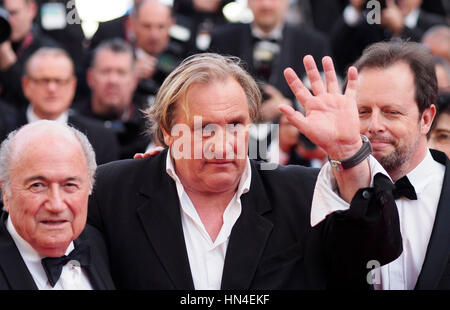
312, 150, 445, 289
26, 105, 69, 124
403, 8, 420, 29
251, 23, 283, 41
165, 150, 251, 290
6, 217, 93, 290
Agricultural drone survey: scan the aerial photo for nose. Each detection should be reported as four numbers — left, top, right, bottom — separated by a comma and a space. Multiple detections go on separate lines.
366, 111, 386, 135
204, 126, 235, 160
46, 80, 59, 92
106, 71, 121, 84
44, 184, 66, 213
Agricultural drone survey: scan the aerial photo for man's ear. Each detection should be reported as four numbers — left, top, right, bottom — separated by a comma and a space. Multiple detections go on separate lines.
28, 0, 38, 20
22, 76, 32, 102
421, 104, 436, 135
161, 126, 174, 146
86, 68, 94, 89
0, 182, 9, 213
130, 12, 138, 33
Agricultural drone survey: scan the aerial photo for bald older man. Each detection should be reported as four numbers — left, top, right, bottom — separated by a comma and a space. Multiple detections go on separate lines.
0, 120, 114, 290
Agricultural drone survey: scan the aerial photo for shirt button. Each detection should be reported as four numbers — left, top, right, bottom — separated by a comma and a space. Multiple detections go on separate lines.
362, 190, 372, 200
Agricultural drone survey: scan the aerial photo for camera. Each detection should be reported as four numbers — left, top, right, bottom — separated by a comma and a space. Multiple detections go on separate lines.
0, 6, 11, 44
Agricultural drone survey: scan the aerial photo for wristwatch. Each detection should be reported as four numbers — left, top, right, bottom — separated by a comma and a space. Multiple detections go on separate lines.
328, 135, 372, 171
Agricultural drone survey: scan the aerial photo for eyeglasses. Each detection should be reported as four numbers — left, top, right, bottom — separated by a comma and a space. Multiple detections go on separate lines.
27, 76, 74, 87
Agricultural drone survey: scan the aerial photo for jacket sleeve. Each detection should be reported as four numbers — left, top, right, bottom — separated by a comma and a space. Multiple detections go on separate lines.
318, 173, 403, 289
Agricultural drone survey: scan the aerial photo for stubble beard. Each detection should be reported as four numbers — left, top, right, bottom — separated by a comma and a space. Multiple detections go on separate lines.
377, 134, 421, 175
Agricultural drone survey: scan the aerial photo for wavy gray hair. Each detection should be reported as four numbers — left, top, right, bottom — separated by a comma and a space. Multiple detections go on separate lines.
145, 53, 262, 146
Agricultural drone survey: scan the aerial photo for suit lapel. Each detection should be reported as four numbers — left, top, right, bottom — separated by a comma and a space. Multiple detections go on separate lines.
0, 213, 38, 290
415, 150, 450, 289
221, 162, 273, 289
84, 262, 107, 290
75, 232, 113, 290
135, 150, 194, 289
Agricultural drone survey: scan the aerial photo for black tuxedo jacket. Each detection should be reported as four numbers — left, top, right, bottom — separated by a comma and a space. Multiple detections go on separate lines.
414, 150, 450, 289
209, 23, 331, 101
88, 149, 402, 289
0, 212, 115, 290
0, 100, 18, 143
14, 110, 120, 165
89, 15, 129, 50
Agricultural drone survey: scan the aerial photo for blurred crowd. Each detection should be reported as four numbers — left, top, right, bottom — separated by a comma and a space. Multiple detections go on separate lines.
0, 0, 449, 166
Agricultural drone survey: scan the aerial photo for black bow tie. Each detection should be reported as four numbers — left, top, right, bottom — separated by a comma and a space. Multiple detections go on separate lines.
393, 176, 417, 200
41, 242, 90, 287
252, 35, 280, 45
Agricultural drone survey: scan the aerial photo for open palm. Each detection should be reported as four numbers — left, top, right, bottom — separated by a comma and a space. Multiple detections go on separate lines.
279, 55, 362, 159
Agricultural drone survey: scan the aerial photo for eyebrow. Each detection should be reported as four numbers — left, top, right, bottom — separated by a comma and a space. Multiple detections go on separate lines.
24, 176, 82, 184
200, 114, 249, 125
434, 128, 450, 133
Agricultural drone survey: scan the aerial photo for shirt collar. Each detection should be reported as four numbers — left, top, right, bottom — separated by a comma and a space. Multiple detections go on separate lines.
406, 149, 442, 195
165, 149, 251, 247
404, 8, 420, 29
165, 148, 251, 199
26, 105, 69, 124
251, 24, 283, 41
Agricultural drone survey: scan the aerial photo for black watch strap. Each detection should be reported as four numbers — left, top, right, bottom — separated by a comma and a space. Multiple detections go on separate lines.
329, 135, 372, 171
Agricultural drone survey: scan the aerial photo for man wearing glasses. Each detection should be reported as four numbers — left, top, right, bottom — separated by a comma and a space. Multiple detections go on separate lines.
16, 47, 119, 165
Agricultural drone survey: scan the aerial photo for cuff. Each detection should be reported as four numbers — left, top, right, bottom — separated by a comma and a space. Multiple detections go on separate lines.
310, 155, 391, 227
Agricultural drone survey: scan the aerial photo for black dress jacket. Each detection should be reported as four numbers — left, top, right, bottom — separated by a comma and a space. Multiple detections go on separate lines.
0, 212, 115, 290
414, 150, 450, 290
88, 149, 403, 289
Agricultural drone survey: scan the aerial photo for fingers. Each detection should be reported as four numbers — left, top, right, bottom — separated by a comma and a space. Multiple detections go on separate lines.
322, 56, 340, 94
133, 153, 145, 159
284, 67, 313, 104
303, 55, 326, 96
262, 84, 283, 98
386, 0, 397, 8
278, 104, 307, 133
344, 66, 358, 98
133, 146, 165, 159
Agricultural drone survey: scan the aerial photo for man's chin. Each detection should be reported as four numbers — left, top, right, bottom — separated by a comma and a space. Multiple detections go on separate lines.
35, 240, 73, 257
204, 175, 241, 193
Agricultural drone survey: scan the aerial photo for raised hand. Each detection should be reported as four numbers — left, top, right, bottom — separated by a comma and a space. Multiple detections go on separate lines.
381, 0, 404, 35
279, 55, 372, 202
279, 55, 362, 161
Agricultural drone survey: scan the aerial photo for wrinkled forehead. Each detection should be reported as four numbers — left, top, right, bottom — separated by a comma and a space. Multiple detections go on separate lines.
177, 79, 250, 123
11, 124, 80, 158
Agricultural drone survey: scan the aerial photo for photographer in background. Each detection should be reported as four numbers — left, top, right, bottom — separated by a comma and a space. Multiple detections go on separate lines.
131, 0, 191, 107
78, 39, 150, 159
0, 0, 57, 110
267, 114, 326, 167
331, 0, 448, 76
172, 0, 233, 52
